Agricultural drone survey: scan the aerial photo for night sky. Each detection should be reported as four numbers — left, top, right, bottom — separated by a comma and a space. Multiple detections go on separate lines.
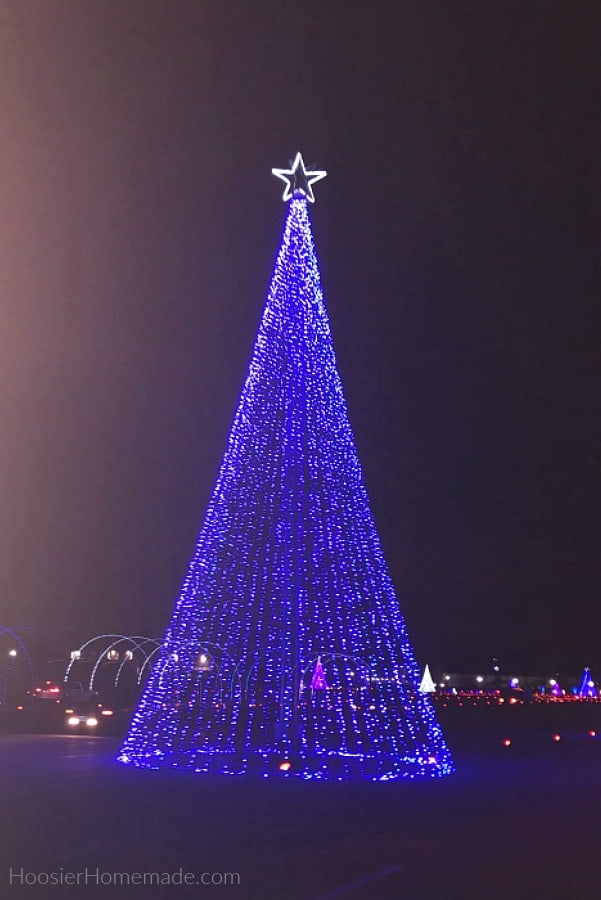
1, 2, 601, 673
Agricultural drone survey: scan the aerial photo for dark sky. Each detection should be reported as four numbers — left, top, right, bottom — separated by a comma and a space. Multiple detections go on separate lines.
1, 1, 601, 673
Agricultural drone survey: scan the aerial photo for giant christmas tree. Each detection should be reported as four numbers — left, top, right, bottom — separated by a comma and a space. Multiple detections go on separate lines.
118, 154, 453, 780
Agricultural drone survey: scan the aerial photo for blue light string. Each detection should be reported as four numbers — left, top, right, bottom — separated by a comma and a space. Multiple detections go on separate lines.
118, 198, 454, 780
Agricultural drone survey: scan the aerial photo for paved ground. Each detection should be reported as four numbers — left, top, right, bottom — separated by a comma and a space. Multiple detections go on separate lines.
0, 731, 599, 900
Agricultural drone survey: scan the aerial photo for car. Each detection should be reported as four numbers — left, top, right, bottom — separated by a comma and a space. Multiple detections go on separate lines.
63, 696, 112, 732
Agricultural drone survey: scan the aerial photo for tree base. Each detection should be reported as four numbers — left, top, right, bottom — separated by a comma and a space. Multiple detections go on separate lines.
117, 748, 454, 781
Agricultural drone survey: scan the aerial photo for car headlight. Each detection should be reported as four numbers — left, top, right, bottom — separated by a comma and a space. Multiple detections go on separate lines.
67, 716, 80, 726
86, 717, 98, 727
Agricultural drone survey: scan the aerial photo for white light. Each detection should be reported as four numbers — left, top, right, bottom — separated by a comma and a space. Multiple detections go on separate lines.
67, 716, 80, 726
70, 650, 81, 660
271, 152, 327, 203
444, 675, 451, 681
476, 676, 484, 683
8, 649, 17, 657
101, 709, 114, 716
199, 654, 207, 665
86, 718, 98, 727
549, 679, 556, 686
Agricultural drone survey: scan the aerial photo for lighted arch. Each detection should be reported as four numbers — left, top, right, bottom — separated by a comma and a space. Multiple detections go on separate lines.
88, 636, 161, 692
64, 634, 132, 683
114, 638, 161, 688
233, 647, 284, 700
137, 644, 163, 685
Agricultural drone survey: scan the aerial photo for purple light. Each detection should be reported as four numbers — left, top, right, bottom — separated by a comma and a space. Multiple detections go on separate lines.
117, 177, 453, 781
310, 657, 329, 691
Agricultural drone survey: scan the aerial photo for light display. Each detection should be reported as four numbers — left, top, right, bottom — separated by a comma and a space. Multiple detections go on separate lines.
578, 667, 597, 698
550, 679, 562, 697
310, 657, 329, 691
117, 155, 454, 780
419, 664, 436, 693
271, 152, 327, 203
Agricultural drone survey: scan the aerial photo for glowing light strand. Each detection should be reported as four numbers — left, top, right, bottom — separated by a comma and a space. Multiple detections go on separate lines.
118, 192, 453, 780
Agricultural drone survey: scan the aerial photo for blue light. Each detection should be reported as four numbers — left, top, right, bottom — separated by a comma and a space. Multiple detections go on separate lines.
117, 186, 454, 781
578, 667, 597, 698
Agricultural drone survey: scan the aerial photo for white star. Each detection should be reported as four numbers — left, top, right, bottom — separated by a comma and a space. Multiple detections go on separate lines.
271, 152, 327, 203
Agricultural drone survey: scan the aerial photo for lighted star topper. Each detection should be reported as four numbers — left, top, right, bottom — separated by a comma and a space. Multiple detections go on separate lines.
272, 152, 327, 203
